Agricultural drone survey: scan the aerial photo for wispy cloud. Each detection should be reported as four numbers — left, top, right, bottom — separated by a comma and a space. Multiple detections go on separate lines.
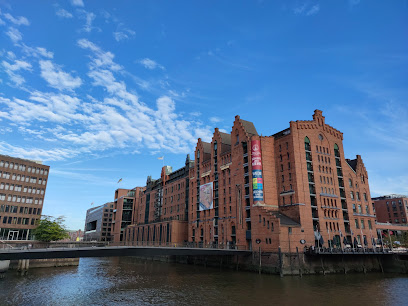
0, 38, 212, 161
56, 9, 73, 19
6, 27, 22, 43
39, 60, 82, 91
78, 10, 98, 33
70, 0, 84, 7
293, 2, 320, 16
113, 23, 135, 42
20, 44, 54, 59
209, 117, 222, 123
138, 58, 165, 70
3, 13, 30, 26
0, 142, 78, 161
2, 58, 32, 86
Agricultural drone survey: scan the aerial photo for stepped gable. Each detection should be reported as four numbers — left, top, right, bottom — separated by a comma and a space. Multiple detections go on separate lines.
219, 132, 231, 145
218, 131, 232, 154
239, 118, 258, 136
291, 109, 343, 140
200, 140, 212, 162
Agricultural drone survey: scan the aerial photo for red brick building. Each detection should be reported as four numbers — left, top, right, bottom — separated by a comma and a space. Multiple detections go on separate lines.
119, 110, 378, 252
122, 157, 191, 245
0, 154, 49, 240
372, 195, 408, 224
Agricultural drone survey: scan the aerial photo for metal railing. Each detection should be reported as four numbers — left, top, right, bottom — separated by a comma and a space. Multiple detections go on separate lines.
304, 246, 406, 255
108, 240, 247, 250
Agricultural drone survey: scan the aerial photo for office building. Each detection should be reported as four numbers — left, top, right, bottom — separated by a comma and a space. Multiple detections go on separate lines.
0, 154, 49, 240
372, 195, 408, 224
84, 202, 114, 241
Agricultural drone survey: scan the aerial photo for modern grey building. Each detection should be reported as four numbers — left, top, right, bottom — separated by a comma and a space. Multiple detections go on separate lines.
84, 202, 114, 241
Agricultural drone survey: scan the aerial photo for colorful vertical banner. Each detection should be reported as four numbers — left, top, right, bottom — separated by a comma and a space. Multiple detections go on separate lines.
199, 182, 214, 211
251, 140, 264, 204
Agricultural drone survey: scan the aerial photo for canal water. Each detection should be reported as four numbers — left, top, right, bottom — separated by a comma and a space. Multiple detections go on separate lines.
0, 257, 407, 305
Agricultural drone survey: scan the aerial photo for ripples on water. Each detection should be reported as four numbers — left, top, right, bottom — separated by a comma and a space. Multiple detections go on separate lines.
0, 257, 407, 306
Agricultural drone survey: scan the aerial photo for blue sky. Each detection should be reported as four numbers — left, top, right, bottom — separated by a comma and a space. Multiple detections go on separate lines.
0, 0, 407, 230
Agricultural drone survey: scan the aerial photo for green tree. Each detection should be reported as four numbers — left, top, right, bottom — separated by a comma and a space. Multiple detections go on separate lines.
33, 215, 69, 242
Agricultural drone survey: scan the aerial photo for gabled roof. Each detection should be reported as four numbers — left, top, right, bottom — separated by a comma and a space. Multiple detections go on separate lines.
239, 119, 258, 136
346, 159, 357, 172
202, 142, 211, 154
219, 132, 231, 145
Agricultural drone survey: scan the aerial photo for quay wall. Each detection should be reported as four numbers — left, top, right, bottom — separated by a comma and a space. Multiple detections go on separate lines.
8, 258, 79, 270
128, 252, 408, 276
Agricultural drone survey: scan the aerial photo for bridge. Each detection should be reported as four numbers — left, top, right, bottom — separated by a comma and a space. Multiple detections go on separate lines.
0, 245, 251, 261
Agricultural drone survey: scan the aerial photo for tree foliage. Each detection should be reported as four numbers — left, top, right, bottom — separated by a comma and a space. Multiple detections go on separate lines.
33, 215, 69, 242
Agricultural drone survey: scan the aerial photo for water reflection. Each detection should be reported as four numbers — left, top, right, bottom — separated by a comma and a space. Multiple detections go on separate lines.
0, 257, 407, 305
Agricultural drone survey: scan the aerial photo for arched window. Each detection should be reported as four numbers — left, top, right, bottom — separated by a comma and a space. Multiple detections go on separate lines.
334, 143, 339, 157
304, 137, 311, 151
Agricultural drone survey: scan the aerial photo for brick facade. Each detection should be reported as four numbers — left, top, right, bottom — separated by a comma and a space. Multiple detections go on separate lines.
372, 195, 408, 224
115, 110, 378, 251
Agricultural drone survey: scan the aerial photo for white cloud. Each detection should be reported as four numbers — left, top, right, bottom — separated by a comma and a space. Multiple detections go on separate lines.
0, 141, 78, 161
20, 44, 54, 59
113, 30, 135, 42
2, 59, 32, 86
3, 13, 30, 26
0, 18, 5, 26
78, 10, 97, 33
209, 117, 222, 123
0, 39, 212, 161
70, 0, 84, 7
77, 39, 122, 71
56, 9, 73, 18
0, 92, 84, 124
293, 2, 320, 16
139, 58, 165, 70
39, 60, 82, 91
113, 24, 135, 42
6, 27, 22, 43
306, 5, 320, 16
